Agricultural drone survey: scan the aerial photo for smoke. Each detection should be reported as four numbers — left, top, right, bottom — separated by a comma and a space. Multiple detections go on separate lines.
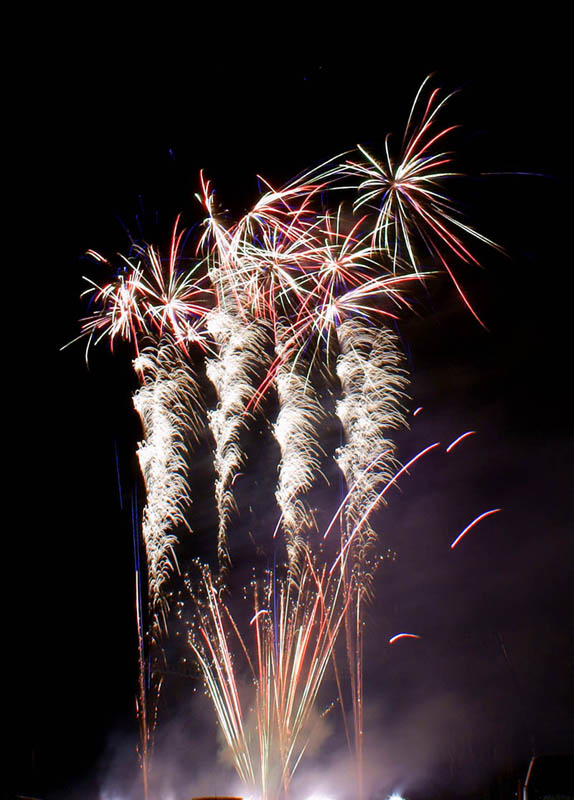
96, 690, 469, 800
96, 693, 240, 800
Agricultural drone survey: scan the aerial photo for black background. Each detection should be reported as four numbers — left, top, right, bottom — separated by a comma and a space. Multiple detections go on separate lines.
12, 12, 573, 800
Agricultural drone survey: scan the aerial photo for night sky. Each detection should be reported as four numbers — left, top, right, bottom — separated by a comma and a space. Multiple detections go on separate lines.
14, 15, 573, 800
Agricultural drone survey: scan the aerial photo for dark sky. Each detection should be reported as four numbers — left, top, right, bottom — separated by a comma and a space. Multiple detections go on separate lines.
14, 14, 573, 800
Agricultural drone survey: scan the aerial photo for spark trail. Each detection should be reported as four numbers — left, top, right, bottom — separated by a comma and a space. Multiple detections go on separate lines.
206, 308, 271, 568
334, 318, 408, 794
133, 337, 204, 637
335, 319, 408, 588
78, 224, 210, 797
273, 324, 325, 569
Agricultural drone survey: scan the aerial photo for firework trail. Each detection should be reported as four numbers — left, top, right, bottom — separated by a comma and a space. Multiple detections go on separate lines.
82, 222, 209, 631
335, 318, 408, 594
199, 177, 278, 569
133, 337, 204, 636
273, 323, 325, 568
202, 177, 328, 570
206, 308, 271, 568
334, 318, 408, 794
79, 222, 209, 796
187, 566, 256, 787
254, 555, 349, 797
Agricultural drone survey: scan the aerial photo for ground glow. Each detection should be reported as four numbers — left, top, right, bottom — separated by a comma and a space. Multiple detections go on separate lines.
305, 794, 335, 800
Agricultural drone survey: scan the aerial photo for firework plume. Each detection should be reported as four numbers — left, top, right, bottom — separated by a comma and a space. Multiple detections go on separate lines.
334, 318, 408, 792
335, 318, 408, 591
273, 323, 325, 568
206, 308, 271, 568
133, 337, 204, 635
78, 224, 210, 797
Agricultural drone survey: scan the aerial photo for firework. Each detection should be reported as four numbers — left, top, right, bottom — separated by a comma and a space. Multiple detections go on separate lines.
341, 77, 499, 322
188, 547, 350, 800
206, 309, 271, 567
133, 338, 204, 635
82, 218, 210, 350
273, 323, 325, 569
79, 222, 210, 797
81, 222, 209, 627
201, 180, 327, 571
450, 507, 502, 549
334, 318, 408, 591
333, 318, 408, 790
76, 76, 499, 800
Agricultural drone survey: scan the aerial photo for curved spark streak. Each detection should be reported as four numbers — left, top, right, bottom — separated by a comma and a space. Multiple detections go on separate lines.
322, 449, 396, 542
446, 430, 476, 452
450, 508, 502, 549
389, 633, 421, 644
330, 442, 441, 576
250, 609, 269, 625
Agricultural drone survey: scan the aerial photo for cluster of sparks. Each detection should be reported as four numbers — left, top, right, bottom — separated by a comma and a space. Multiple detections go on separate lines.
79, 78, 500, 800
187, 557, 349, 798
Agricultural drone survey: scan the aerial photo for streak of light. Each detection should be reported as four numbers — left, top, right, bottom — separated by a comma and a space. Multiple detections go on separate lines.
445, 430, 476, 452
389, 633, 421, 644
450, 508, 502, 549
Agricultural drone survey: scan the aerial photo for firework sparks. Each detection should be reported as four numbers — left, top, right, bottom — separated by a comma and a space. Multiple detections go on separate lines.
133, 338, 204, 635
273, 324, 325, 569
81, 219, 210, 352
450, 507, 502, 549
344, 77, 498, 278
445, 430, 476, 452
335, 318, 408, 588
333, 322, 407, 797
206, 309, 271, 567
188, 548, 350, 800
78, 223, 210, 798
389, 633, 421, 645
76, 76, 500, 800
81, 222, 210, 631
